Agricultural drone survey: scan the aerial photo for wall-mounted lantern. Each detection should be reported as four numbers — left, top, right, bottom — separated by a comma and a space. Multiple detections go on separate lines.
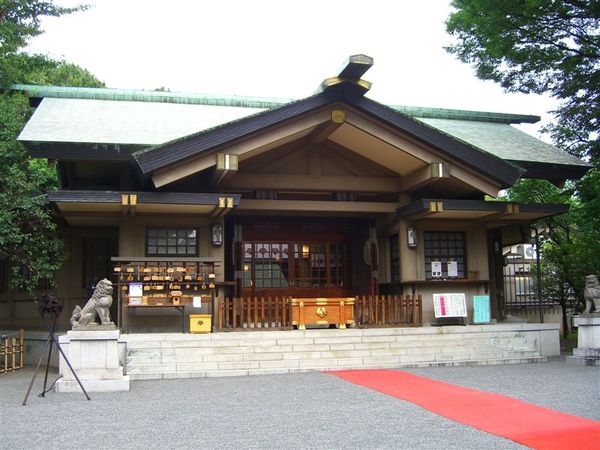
407, 226, 417, 248
211, 223, 223, 246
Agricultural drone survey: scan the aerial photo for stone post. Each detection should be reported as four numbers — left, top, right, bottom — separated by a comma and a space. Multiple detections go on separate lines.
55, 329, 130, 392
566, 314, 600, 366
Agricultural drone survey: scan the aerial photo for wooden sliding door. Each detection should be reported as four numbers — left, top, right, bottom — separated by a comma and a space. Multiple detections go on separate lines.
240, 240, 351, 298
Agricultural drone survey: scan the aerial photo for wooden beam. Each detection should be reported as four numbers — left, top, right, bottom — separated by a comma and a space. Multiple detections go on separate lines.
121, 194, 129, 215
129, 194, 137, 216
316, 77, 372, 95
211, 196, 236, 217
324, 141, 398, 176
152, 109, 331, 188
238, 199, 397, 214
304, 110, 345, 144
210, 153, 239, 187
399, 162, 449, 191
307, 145, 322, 177
222, 173, 402, 193
343, 110, 502, 196
239, 140, 306, 172
337, 54, 374, 80
476, 203, 521, 222
399, 200, 443, 221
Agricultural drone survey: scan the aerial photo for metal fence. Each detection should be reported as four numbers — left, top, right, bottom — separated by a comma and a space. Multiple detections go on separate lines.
503, 257, 559, 314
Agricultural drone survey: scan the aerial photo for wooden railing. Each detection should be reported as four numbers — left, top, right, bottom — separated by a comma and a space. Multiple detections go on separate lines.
217, 297, 292, 330
217, 295, 422, 330
354, 295, 422, 327
1, 329, 25, 374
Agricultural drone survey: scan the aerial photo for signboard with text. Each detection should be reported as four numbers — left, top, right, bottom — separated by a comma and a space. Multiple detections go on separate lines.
433, 293, 467, 318
472, 295, 491, 324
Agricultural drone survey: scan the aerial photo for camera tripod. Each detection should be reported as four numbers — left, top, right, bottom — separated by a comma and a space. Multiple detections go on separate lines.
22, 294, 90, 405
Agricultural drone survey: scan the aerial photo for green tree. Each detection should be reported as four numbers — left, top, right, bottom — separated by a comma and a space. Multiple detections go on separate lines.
0, 0, 102, 294
502, 178, 599, 335
446, 1, 600, 330
0, 0, 87, 87
446, 0, 600, 163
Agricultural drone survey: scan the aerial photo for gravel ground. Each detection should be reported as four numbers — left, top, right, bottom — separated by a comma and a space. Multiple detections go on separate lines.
0, 356, 598, 450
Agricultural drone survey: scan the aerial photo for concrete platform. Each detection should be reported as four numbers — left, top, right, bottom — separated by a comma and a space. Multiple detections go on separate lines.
124, 323, 559, 379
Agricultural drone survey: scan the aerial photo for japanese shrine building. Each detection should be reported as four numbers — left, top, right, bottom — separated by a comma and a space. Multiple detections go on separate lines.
3, 55, 590, 332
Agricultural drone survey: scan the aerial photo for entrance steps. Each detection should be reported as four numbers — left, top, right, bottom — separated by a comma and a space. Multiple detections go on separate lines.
124, 324, 554, 380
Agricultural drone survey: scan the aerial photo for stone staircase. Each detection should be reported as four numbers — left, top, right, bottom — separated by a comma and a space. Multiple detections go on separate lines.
124, 325, 549, 380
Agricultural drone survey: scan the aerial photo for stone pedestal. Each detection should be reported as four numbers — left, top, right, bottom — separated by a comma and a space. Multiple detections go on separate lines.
566, 314, 600, 366
56, 329, 130, 392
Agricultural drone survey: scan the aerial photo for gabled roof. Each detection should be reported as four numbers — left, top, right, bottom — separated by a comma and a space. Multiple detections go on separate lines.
13, 53, 591, 184
133, 82, 523, 188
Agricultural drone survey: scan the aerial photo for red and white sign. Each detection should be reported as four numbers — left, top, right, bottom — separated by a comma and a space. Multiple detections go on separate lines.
433, 293, 467, 318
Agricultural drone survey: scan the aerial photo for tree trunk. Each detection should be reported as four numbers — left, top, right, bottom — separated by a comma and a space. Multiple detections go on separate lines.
561, 303, 570, 339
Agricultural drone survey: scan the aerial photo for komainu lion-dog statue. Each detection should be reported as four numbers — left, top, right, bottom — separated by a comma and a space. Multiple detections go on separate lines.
583, 274, 600, 314
70, 278, 115, 327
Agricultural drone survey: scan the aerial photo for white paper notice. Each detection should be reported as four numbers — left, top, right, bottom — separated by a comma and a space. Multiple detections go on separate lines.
431, 261, 442, 278
433, 293, 467, 318
129, 283, 143, 297
447, 261, 458, 277
192, 296, 202, 308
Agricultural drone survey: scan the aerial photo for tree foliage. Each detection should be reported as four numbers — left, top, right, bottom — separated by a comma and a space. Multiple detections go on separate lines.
0, 0, 102, 294
501, 176, 600, 334
446, 0, 600, 162
0, 0, 85, 55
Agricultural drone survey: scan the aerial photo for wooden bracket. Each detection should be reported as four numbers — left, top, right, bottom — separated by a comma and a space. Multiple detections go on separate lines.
400, 163, 450, 192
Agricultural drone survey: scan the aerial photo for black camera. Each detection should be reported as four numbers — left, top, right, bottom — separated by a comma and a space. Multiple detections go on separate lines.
37, 293, 64, 317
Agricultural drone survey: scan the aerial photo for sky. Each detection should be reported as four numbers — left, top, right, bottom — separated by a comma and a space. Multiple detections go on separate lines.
25, 0, 556, 137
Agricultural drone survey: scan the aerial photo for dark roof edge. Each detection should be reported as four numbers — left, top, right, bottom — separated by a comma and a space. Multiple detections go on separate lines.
356, 97, 522, 187
134, 93, 334, 174
22, 142, 143, 161
511, 160, 592, 182
390, 105, 540, 124
48, 190, 241, 206
397, 198, 569, 218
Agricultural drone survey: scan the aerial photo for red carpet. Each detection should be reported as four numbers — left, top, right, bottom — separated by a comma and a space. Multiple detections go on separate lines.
330, 370, 600, 450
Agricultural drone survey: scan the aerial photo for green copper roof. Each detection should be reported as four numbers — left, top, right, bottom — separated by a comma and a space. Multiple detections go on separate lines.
13, 84, 588, 173
11, 84, 291, 109
13, 84, 539, 124
391, 105, 540, 124
417, 118, 588, 167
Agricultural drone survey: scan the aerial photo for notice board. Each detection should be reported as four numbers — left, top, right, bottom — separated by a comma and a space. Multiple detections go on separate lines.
433, 293, 467, 318
472, 295, 491, 324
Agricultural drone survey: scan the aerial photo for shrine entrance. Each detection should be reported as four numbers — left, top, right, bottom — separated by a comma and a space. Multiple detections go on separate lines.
233, 218, 372, 298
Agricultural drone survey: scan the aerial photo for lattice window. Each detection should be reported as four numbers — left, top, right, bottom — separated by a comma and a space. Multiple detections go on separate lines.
82, 237, 115, 288
424, 231, 466, 279
329, 242, 347, 287
146, 228, 197, 256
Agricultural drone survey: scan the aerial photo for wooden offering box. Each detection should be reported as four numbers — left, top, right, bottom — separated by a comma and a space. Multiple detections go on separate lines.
291, 298, 355, 330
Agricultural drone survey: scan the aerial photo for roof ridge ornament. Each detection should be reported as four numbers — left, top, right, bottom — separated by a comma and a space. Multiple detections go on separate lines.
315, 54, 374, 95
